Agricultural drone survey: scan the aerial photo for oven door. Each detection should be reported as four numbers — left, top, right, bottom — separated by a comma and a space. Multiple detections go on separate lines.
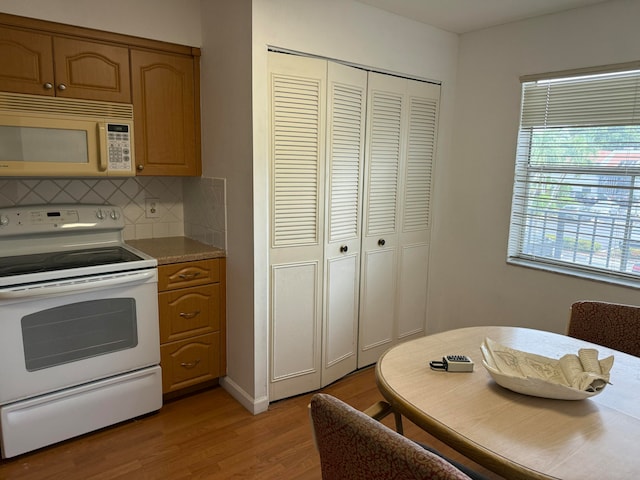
0, 269, 159, 405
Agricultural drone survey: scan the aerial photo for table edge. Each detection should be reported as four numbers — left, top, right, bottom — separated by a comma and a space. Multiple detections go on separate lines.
375, 327, 558, 480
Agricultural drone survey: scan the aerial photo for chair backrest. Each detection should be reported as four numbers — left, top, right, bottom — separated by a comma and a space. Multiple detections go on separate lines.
568, 301, 640, 357
309, 393, 472, 480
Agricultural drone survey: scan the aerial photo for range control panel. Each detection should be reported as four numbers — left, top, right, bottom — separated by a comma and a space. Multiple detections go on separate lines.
0, 204, 124, 236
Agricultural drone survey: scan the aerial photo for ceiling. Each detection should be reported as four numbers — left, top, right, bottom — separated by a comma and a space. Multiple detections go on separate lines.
355, 0, 613, 33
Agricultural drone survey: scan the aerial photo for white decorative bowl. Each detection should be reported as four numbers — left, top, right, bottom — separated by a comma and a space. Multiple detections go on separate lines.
480, 338, 614, 400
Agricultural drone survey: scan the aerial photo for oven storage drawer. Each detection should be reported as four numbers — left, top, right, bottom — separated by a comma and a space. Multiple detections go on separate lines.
158, 259, 220, 291
160, 333, 220, 393
159, 284, 220, 343
0, 366, 161, 459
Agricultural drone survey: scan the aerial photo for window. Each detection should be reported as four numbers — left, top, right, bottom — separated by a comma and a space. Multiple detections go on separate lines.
508, 65, 640, 283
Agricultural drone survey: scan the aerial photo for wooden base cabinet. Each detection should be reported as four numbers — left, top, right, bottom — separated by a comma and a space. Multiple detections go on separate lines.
158, 258, 226, 395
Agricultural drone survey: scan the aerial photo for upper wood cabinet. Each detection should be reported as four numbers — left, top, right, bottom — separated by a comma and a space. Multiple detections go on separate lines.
131, 49, 201, 176
0, 13, 202, 177
0, 25, 130, 102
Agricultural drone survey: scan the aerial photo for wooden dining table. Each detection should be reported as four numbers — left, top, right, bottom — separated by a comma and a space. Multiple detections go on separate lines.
375, 326, 640, 480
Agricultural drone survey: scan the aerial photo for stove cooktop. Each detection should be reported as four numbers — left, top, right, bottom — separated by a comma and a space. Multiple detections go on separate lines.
0, 246, 144, 278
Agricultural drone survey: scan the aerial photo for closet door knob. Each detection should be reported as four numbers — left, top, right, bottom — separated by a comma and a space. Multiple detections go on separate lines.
43, 82, 53, 90
57, 83, 67, 91
378, 238, 386, 246
340, 245, 348, 253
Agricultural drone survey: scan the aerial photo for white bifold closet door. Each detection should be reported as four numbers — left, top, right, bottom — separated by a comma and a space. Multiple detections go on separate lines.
358, 73, 440, 367
268, 53, 367, 401
267, 52, 439, 401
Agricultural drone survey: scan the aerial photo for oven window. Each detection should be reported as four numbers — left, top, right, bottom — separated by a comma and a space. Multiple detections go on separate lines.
21, 299, 138, 371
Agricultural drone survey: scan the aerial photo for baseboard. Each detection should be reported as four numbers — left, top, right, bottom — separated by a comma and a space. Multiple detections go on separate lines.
220, 376, 269, 415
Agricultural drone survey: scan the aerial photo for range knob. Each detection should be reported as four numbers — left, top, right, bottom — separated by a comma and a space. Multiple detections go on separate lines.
0, 214, 9, 226
110, 209, 120, 220
96, 209, 105, 220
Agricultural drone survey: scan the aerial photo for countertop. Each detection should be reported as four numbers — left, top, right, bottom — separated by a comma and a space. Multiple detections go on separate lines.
126, 237, 225, 265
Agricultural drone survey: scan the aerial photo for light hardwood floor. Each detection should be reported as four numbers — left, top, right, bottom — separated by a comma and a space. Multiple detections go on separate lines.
0, 367, 504, 479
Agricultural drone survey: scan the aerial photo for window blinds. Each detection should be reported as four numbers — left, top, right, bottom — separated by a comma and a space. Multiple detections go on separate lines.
508, 67, 640, 280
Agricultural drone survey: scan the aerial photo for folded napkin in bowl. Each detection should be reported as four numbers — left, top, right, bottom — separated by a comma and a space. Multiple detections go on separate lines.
481, 338, 614, 400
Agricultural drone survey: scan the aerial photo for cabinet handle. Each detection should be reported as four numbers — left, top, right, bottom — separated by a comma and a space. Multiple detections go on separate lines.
137, 164, 144, 171
340, 245, 348, 253
378, 238, 386, 246
43, 82, 53, 90
179, 272, 201, 280
180, 359, 201, 369
57, 83, 67, 91
179, 310, 201, 319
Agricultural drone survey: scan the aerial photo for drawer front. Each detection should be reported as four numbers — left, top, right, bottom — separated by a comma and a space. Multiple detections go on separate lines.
159, 284, 220, 343
160, 332, 220, 394
158, 259, 219, 291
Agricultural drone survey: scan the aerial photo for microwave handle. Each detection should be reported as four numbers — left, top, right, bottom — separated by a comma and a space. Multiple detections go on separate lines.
97, 122, 108, 172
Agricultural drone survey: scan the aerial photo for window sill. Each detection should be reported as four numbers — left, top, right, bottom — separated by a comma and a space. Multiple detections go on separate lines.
507, 257, 640, 290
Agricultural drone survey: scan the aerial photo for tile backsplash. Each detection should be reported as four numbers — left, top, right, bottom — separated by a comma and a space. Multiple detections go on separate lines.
0, 176, 226, 249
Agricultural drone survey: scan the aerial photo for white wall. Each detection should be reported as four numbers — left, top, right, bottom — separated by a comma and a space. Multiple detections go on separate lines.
0, 0, 201, 46
199, 0, 257, 412
428, 0, 640, 335
246, 0, 459, 412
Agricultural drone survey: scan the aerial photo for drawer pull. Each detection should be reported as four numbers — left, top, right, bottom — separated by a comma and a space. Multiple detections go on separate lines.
180, 359, 201, 369
179, 310, 201, 319
179, 272, 201, 280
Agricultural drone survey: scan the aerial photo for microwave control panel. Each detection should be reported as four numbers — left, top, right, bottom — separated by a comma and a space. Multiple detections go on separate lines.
106, 123, 133, 171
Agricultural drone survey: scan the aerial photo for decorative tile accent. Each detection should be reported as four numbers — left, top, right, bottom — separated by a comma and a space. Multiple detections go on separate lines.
0, 176, 227, 247
183, 176, 227, 249
0, 177, 185, 241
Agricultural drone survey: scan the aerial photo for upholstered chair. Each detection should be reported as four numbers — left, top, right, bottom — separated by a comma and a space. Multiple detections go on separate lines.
568, 300, 640, 357
309, 393, 476, 480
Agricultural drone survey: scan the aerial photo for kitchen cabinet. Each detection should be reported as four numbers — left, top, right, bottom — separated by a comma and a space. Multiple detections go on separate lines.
131, 49, 201, 176
268, 52, 440, 401
0, 25, 130, 102
158, 258, 226, 395
0, 13, 202, 177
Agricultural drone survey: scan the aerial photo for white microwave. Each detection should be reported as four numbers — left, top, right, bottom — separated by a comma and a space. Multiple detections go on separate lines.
0, 92, 135, 177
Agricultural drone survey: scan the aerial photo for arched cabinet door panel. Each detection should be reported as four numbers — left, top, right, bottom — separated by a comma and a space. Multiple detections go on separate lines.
0, 26, 129, 102
131, 49, 200, 176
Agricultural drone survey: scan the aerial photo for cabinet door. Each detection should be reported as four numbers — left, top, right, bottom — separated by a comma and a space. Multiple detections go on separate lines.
53, 37, 130, 102
0, 26, 54, 96
131, 49, 200, 176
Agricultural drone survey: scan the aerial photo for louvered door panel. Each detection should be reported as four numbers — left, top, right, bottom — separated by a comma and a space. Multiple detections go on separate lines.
396, 79, 440, 340
403, 95, 438, 232
272, 75, 322, 247
322, 62, 367, 387
365, 90, 403, 235
328, 82, 365, 241
268, 52, 326, 401
358, 72, 406, 368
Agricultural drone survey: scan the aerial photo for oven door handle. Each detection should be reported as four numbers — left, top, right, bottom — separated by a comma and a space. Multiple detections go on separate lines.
0, 270, 156, 300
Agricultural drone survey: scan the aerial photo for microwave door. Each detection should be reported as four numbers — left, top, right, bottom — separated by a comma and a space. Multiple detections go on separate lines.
0, 125, 89, 164
0, 92, 135, 178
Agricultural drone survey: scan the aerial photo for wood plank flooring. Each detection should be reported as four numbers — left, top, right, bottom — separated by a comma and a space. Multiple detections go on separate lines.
0, 367, 505, 479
